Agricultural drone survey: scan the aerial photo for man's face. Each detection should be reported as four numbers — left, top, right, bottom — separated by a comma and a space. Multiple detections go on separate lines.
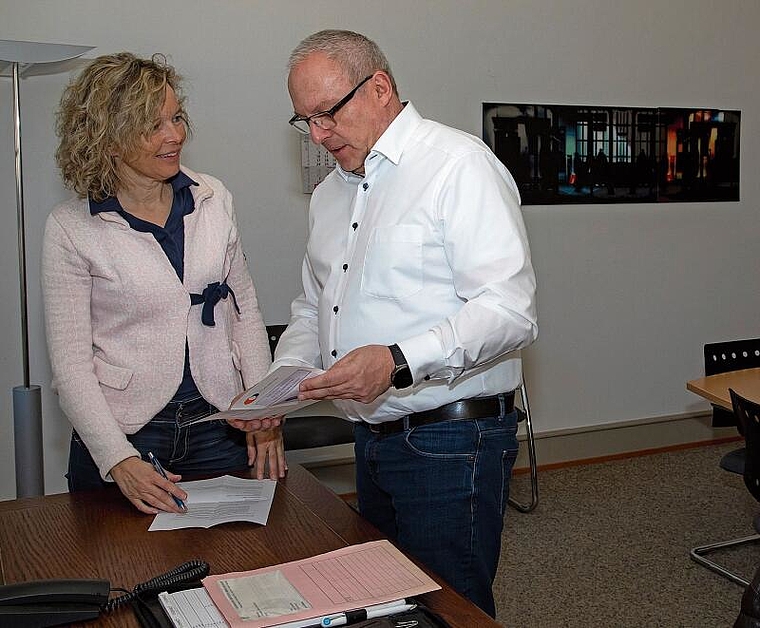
288, 53, 379, 174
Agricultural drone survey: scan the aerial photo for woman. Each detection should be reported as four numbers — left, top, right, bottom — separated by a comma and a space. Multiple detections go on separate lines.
42, 52, 285, 514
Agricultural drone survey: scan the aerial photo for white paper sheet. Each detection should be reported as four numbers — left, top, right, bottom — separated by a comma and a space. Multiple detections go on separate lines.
149, 476, 276, 531
158, 587, 229, 628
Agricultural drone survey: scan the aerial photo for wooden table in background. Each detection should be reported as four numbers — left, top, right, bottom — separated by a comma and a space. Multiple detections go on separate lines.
0, 464, 499, 627
687, 366, 760, 410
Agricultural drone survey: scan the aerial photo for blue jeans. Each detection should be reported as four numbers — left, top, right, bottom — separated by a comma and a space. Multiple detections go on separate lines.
67, 395, 249, 491
354, 400, 519, 618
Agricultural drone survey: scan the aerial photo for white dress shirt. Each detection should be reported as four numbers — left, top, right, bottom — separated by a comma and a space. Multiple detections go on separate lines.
274, 103, 538, 423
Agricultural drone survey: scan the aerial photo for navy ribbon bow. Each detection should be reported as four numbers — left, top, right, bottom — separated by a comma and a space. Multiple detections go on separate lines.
190, 281, 240, 327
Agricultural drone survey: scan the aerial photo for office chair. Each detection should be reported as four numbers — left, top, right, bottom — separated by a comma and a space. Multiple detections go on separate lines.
508, 378, 539, 513
265, 325, 355, 451
734, 563, 760, 628
705, 338, 760, 426
704, 339, 760, 474
690, 389, 760, 587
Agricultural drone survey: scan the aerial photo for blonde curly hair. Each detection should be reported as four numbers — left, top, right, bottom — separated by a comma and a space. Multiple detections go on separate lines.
55, 52, 189, 201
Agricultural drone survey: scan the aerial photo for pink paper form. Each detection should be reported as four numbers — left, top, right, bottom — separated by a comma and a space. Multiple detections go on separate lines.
202, 540, 440, 628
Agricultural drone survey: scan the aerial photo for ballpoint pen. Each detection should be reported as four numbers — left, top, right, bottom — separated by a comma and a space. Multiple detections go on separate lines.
147, 451, 186, 510
320, 600, 415, 627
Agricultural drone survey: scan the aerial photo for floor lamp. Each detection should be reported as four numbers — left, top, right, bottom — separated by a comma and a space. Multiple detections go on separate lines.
0, 40, 93, 498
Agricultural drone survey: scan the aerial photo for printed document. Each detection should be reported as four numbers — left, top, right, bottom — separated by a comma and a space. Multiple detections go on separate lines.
149, 475, 276, 531
202, 540, 441, 628
197, 366, 323, 421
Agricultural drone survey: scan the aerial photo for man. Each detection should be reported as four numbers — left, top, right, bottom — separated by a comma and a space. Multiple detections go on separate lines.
280, 29, 536, 616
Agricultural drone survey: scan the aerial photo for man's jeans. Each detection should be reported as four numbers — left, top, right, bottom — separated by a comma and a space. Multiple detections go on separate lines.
67, 395, 249, 491
354, 404, 519, 618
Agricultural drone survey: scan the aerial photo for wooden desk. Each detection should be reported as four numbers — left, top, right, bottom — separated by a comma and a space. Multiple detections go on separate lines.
0, 465, 498, 628
687, 366, 760, 410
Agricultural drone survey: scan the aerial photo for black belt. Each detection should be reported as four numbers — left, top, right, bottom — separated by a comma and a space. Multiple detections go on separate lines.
361, 392, 515, 435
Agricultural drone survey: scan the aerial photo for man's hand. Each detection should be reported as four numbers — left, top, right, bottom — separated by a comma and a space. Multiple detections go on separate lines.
110, 456, 187, 515
298, 344, 395, 404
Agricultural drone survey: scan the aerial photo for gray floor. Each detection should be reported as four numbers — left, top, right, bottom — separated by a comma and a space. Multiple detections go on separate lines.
494, 441, 758, 627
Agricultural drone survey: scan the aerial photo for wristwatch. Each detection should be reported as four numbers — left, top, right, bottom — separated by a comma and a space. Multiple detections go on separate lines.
388, 344, 413, 390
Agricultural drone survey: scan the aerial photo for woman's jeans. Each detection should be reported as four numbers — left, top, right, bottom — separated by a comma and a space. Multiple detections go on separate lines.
67, 395, 249, 491
354, 407, 519, 618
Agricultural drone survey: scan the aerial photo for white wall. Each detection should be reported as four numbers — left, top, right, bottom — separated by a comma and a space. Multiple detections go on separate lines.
1, 0, 758, 499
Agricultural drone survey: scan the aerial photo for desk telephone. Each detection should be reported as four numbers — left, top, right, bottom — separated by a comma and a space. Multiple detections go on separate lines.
0, 579, 109, 627
0, 560, 209, 627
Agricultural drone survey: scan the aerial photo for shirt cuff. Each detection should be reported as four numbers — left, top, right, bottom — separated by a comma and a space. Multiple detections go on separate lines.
398, 331, 459, 385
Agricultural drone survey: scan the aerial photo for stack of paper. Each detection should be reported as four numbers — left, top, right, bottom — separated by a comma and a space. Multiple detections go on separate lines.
158, 540, 440, 628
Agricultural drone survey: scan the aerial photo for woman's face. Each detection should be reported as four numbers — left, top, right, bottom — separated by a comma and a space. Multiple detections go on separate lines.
117, 85, 186, 186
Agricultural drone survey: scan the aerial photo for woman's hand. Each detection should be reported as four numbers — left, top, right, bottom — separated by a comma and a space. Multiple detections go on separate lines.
226, 415, 282, 432
247, 426, 287, 480
109, 456, 187, 514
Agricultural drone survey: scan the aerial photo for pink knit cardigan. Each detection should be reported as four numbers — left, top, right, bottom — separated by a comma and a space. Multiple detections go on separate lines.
41, 167, 271, 478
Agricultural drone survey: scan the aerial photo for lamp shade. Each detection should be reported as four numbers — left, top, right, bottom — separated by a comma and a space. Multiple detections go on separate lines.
0, 39, 94, 68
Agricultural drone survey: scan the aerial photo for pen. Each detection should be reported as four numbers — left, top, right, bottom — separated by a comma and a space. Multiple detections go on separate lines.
321, 599, 415, 627
147, 451, 186, 510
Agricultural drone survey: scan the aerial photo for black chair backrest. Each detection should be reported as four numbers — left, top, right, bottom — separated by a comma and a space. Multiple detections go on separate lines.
730, 389, 760, 503
704, 339, 760, 431
266, 324, 288, 359
705, 339, 760, 376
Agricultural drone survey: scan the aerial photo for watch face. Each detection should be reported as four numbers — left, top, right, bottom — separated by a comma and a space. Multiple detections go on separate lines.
388, 344, 412, 389
392, 366, 413, 389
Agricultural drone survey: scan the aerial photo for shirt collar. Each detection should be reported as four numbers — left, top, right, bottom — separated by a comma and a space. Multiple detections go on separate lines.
334, 102, 422, 183
370, 101, 419, 166
89, 169, 198, 215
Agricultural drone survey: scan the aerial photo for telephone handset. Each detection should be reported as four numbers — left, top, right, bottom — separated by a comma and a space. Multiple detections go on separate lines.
0, 578, 110, 627
0, 560, 210, 628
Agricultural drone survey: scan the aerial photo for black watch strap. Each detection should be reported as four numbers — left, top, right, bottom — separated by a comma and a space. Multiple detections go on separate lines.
388, 344, 413, 389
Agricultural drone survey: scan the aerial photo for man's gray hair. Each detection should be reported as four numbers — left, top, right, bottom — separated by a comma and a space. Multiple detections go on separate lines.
288, 29, 398, 94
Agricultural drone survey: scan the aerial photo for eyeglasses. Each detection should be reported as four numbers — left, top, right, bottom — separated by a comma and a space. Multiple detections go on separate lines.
288, 75, 373, 135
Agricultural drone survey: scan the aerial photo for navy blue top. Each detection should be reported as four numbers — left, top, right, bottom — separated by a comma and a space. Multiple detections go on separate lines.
89, 171, 201, 402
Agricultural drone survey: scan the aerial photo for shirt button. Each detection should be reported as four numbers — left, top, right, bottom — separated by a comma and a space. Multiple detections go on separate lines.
352, 222, 358, 230
342, 263, 348, 271
333, 306, 339, 313
362, 182, 369, 191
331, 349, 337, 357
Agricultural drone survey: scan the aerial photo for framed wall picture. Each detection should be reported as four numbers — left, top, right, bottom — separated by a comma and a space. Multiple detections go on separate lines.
483, 103, 740, 205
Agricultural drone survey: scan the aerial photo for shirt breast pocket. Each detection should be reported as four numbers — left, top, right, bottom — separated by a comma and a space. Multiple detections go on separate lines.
361, 225, 423, 299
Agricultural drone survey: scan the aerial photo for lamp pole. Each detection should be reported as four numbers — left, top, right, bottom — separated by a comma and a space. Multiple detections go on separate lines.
1, 40, 94, 497
10, 57, 43, 498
